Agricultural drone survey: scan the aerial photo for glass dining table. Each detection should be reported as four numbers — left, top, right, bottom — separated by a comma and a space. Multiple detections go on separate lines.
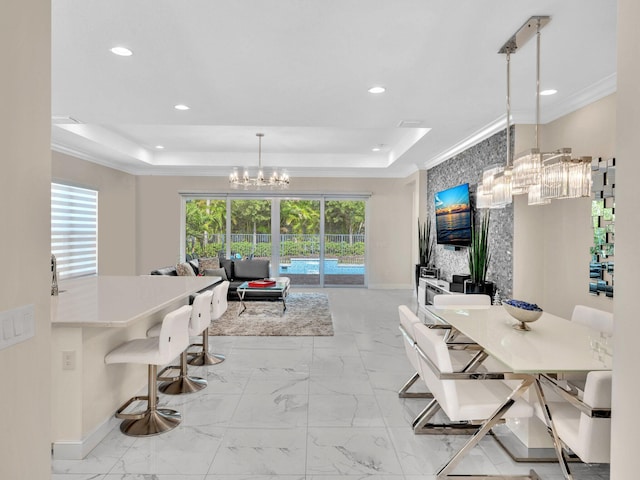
424, 304, 612, 479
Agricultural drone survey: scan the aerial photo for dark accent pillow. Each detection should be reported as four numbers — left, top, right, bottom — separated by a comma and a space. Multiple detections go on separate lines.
220, 258, 234, 281
234, 258, 270, 279
150, 267, 178, 276
188, 259, 200, 276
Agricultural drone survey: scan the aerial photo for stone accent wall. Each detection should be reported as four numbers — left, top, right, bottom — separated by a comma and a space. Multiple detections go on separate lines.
427, 128, 514, 299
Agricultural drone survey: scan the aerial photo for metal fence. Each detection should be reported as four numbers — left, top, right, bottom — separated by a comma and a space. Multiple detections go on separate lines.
227, 233, 364, 244
187, 233, 365, 264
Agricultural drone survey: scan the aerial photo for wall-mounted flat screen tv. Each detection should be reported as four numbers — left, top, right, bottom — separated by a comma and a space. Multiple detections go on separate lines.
435, 183, 472, 246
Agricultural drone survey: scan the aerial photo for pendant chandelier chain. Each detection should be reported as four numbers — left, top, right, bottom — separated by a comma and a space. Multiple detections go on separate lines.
506, 50, 512, 167
535, 19, 541, 150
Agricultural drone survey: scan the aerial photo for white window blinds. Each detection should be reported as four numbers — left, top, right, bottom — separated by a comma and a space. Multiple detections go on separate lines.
51, 182, 98, 279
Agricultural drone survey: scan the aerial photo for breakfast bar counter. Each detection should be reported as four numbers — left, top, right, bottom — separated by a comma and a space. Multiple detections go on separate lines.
51, 275, 221, 460
51, 275, 219, 327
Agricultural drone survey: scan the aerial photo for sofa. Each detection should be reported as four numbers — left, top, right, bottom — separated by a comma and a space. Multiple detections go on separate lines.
150, 257, 272, 299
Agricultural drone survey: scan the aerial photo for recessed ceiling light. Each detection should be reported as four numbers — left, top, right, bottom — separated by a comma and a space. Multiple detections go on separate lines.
155, 145, 165, 150
110, 46, 133, 57
372, 144, 385, 152
540, 89, 558, 96
174, 104, 190, 110
368, 86, 386, 94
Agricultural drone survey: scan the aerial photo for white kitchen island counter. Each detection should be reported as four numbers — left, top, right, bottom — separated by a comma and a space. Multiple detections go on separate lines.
51, 275, 221, 460
51, 275, 220, 327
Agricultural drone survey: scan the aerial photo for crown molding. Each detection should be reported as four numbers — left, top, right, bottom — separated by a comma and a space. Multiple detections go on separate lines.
540, 73, 617, 124
424, 73, 617, 169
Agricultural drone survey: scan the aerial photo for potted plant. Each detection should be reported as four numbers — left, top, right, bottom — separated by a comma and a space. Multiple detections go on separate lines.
418, 217, 434, 268
465, 211, 494, 296
415, 217, 435, 296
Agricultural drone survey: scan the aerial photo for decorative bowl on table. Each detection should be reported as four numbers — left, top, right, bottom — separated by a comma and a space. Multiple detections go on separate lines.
503, 299, 543, 331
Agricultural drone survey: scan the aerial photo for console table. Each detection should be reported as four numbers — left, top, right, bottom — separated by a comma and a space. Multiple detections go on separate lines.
418, 278, 459, 311
50, 275, 221, 460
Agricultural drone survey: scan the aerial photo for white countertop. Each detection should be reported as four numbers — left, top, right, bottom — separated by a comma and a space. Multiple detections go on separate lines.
426, 305, 612, 373
51, 275, 221, 327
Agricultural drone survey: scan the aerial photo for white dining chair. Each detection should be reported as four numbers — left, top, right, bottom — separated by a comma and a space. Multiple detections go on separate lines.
571, 305, 613, 335
539, 371, 612, 464
562, 305, 613, 391
432, 293, 491, 307
431, 293, 492, 348
410, 311, 534, 435
398, 305, 433, 399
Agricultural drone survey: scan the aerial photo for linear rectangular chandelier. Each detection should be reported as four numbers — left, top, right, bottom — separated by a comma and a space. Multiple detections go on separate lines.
479, 15, 592, 209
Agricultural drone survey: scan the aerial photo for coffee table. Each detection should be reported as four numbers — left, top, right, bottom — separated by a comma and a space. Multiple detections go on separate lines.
236, 278, 290, 316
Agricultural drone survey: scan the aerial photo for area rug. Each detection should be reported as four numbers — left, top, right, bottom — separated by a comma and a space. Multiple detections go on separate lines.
209, 292, 334, 336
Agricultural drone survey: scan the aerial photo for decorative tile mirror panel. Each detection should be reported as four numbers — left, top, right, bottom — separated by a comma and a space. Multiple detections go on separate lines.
589, 157, 615, 297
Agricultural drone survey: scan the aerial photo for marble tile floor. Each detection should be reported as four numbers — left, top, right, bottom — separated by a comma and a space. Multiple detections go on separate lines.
52, 288, 610, 480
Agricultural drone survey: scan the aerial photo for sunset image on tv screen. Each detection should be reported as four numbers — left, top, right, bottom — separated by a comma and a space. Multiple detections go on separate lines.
435, 183, 472, 246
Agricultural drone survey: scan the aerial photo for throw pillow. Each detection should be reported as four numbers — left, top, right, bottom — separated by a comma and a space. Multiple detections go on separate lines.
175, 262, 196, 276
204, 267, 228, 281
188, 259, 200, 275
220, 258, 234, 280
199, 257, 220, 271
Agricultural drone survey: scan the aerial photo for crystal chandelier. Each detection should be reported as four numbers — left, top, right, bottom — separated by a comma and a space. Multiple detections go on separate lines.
512, 17, 547, 196
540, 149, 592, 199
229, 133, 290, 189
480, 16, 553, 209
478, 16, 592, 208
480, 40, 515, 209
475, 183, 493, 209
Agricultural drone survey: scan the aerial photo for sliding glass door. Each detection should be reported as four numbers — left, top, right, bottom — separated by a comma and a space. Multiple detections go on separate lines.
279, 199, 321, 286
230, 199, 271, 260
182, 194, 367, 287
324, 199, 366, 286
184, 198, 226, 259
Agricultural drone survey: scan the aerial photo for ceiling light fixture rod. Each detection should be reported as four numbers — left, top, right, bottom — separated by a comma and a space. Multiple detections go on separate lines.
257, 132, 263, 170
535, 18, 541, 150
498, 15, 550, 55
506, 49, 512, 167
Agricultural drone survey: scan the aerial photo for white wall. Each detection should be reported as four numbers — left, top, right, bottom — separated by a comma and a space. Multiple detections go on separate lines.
513, 95, 616, 318
52, 151, 137, 275
0, 0, 52, 478
135, 175, 418, 288
611, 0, 640, 477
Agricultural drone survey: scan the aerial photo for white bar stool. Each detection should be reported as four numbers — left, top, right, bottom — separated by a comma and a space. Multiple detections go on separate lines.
147, 290, 213, 394
188, 281, 229, 366
104, 304, 192, 436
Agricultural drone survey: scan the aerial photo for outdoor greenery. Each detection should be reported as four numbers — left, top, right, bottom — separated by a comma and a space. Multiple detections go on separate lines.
185, 198, 365, 261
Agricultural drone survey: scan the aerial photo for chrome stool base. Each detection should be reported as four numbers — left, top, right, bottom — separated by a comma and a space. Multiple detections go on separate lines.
157, 351, 208, 395
119, 408, 181, 437
187, 328, 225, 366
114, 365, 183, 437
188, 350, 225, 366
159, 374, 207, 395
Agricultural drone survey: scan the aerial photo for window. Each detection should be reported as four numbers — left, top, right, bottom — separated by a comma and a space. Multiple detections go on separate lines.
182, 193, 368, 287
51, 182, 98, 279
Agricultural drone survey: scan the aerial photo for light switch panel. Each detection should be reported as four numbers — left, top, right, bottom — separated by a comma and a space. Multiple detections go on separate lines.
0, 304, 35, 351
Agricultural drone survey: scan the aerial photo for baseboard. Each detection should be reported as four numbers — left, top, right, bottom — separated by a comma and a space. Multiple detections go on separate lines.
52, 416, 119, 460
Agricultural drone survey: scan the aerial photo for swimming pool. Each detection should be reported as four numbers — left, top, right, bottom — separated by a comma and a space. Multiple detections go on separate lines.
279, 258, 365, 275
